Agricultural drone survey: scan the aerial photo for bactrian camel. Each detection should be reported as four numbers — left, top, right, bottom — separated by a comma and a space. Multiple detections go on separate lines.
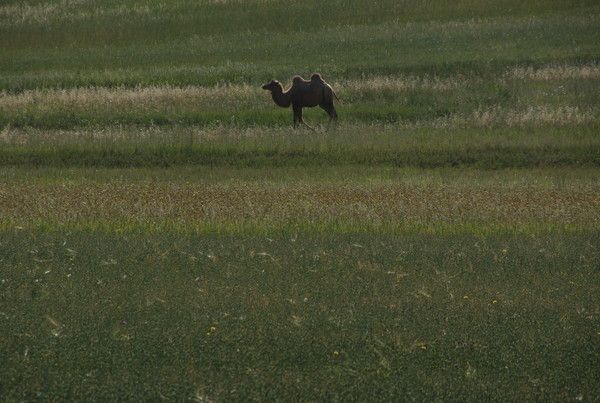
262, 73, 338, 129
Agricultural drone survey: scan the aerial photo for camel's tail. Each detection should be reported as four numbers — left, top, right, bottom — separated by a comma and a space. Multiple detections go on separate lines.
330, 87, 341, 104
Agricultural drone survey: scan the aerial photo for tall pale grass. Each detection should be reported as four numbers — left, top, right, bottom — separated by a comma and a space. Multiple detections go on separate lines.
337, 75, 466, 92
2, 65, 597, 117
0, 85, 262, 112
508, 64, 600, 81
431, 106, 596, 129
0, 0, 165, 26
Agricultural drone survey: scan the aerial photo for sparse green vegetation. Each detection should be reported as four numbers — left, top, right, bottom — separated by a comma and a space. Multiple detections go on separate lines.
2, 231, 599, 401
1, 0, 599, 401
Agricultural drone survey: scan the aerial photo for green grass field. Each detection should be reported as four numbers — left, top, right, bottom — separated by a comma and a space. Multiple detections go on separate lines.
1, 0, 599, 401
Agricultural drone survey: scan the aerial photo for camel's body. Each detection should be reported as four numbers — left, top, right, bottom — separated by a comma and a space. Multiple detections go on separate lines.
262, 73, 338, 129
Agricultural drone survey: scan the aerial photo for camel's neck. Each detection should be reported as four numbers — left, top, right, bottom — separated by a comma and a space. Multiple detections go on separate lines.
271, 87, 291, 108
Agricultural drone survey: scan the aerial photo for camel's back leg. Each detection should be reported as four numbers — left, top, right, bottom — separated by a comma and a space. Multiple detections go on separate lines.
319, 103, 336, 120
329, 104, 338, 121
320, 88, 338, 122
320, 97, 338, 122
293, 104, 314, 131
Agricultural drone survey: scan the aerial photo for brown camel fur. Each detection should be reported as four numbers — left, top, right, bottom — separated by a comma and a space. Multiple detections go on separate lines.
262, 73, 338, 129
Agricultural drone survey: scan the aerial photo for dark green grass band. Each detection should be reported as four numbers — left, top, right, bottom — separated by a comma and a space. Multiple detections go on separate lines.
1, 143, 598, 168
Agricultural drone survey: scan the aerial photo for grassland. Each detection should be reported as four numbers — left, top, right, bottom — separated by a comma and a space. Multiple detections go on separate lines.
1, 0, 600, 401
2, 231, 599, 400
1, 166, 599, 235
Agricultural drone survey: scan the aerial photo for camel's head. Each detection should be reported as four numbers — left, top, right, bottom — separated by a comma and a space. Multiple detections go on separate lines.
261, 80, 281, 92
